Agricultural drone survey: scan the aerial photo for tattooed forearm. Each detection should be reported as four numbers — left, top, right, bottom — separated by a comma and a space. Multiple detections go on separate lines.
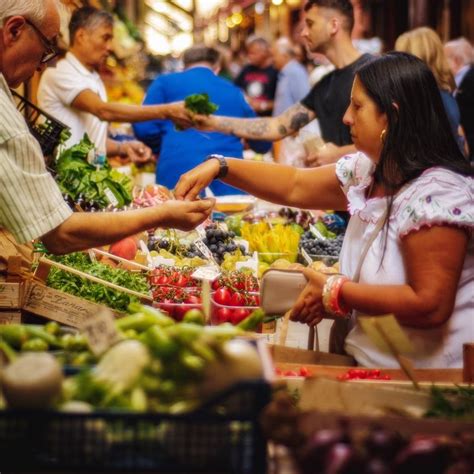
216, 117, 271, 139
290, 112, 311, 131
278, 125, 288, 136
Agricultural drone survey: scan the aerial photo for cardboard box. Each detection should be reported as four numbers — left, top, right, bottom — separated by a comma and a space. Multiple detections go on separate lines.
23, 281, 123, 328
268, 343, 356, 367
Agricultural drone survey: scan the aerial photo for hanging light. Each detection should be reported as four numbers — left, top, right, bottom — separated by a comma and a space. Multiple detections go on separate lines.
255, 1, 265, 15
271, 0, 284, 5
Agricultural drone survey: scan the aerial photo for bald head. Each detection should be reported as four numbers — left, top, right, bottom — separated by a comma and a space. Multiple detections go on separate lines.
273, 37, 296, 70
444, 37, 473, 76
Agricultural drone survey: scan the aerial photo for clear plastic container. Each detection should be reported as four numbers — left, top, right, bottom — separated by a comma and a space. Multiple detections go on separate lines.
152, 300, 202, 321
210, 293, 259, 326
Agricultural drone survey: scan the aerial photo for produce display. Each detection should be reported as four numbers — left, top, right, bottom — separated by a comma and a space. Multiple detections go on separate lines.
241, 222, 301, 264
44, 252, 149, 312
0, 305, 265, 412
54, 135, 133, 210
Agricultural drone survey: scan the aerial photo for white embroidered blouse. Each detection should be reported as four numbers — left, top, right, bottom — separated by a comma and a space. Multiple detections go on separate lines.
335, 152, 473, 368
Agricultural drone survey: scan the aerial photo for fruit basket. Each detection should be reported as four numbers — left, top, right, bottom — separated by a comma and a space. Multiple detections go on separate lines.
11, 90, 70, 158
0, 381, 270, 473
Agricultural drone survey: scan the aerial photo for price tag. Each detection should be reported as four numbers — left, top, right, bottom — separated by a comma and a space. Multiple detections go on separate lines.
301, 248, 313, 266
194, 239, 219, 267
104, 187, 119, 207
192, 265, 221, 282
196, 225, 207, 240
310, 224, 327, 241
235, 251, 258, 277
81, 308, 121, 356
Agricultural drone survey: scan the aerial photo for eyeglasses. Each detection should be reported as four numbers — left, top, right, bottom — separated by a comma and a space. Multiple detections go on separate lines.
24, 18, 59, 64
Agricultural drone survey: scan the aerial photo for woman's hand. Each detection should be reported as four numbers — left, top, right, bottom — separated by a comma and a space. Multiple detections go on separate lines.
290, 268, 329, 326
174, 159, 221, 201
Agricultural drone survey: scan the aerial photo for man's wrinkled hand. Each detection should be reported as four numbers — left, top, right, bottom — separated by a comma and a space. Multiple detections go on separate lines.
304, 142, 340, 167
159, 198, 215, 231
123, 140, 153, 163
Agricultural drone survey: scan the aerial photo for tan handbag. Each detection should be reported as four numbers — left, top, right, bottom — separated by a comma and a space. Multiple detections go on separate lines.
259, 268, 308, 316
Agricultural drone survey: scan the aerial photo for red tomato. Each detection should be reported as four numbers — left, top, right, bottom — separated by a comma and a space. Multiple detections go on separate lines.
230, 308, 250, 325
283, 370, 299, 377
229, 292, 245, 307
174, 305, 188, 321
158, 275, 170, 285
214, 287, 231, 306
215, 307, 231, 324
298, 366, 311, 377
174, 274, 189, 287
250, 294, 260, 306
212, 279, 221, 291
185, 294, 201, 305
149, 275, 161, 286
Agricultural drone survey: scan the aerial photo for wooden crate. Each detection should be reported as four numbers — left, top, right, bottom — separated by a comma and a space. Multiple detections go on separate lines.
0, 282, 23, 309
0, 310, 22, 325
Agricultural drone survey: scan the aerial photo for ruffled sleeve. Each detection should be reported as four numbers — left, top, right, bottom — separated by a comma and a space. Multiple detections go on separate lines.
395, 168, 474, 238
335, 152, 376, 215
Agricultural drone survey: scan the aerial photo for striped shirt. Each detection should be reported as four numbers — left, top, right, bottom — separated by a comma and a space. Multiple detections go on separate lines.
0, 73, 72, 244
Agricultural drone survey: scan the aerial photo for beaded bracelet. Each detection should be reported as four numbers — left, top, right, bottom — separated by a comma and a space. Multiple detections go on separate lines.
322, 275, 350, 318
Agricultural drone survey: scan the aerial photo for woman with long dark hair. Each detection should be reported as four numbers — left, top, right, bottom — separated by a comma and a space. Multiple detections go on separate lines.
175, 52, 473, 368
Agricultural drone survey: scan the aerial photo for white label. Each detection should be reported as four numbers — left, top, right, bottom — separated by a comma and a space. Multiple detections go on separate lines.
194, 239, 219, 266
310, 224, 327, 241
104, 187, 119, 206
235, 251, 258, 277
195, 225, 206, 240
151, 256, 175, 267
235, 238, 250, 253
301, 248, 313, 265
192, 265, 221, 281
81, 308, 121, 356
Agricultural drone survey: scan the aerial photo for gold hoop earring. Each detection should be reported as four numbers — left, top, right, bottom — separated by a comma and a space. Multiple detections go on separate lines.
380, 129, 386, 143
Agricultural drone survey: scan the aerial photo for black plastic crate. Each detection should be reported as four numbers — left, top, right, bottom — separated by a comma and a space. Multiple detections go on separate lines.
0, 380, 270, 473
11, 90, 70, 157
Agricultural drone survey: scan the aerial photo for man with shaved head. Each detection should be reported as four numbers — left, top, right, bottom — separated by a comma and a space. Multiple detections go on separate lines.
445, 37, 474, 160
0, 0, 214, 255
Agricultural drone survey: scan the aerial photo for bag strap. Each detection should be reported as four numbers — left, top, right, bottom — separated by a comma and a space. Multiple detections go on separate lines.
352, 208, 387, 283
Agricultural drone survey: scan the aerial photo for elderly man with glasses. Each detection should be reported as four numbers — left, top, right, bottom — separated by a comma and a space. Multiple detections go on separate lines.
0, 0, 214, 255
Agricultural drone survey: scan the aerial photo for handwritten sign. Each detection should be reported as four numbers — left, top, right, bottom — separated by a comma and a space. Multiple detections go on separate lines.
0, 283, 22, 309
23, 282, 122, 328
81, 308, 121, 356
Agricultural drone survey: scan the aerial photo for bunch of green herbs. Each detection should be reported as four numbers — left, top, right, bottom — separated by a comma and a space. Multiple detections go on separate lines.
53, 134, 133, 208
46, 252, 149, 312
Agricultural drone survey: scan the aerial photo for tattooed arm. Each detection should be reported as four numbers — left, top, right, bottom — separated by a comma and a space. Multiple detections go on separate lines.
195, 102, 316, 140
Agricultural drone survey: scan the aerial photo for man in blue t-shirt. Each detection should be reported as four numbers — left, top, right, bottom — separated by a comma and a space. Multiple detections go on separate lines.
133, 46, 270, 195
